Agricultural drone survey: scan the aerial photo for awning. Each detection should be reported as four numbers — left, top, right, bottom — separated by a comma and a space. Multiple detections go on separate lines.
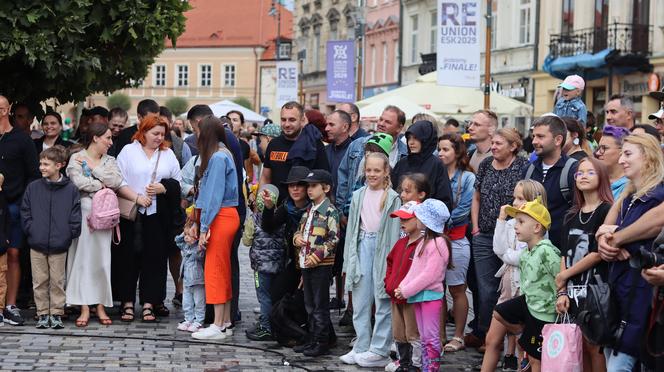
543, 48, 651, 81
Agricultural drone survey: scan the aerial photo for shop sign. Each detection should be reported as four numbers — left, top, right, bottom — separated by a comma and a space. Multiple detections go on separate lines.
621, 75, 649, 96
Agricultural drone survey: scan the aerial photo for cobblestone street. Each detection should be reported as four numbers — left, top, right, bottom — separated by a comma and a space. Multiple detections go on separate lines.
0, 245, 484, 371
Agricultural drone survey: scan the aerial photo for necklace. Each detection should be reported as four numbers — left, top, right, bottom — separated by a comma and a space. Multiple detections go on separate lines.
578, 207, 598, 225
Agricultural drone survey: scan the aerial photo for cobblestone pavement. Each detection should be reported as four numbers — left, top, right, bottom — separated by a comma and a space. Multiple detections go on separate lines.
0, 245, 484, 371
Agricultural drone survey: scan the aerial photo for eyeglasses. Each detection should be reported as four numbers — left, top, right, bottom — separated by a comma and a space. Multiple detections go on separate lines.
595, 145, 618, 155
574, 170, 597, 179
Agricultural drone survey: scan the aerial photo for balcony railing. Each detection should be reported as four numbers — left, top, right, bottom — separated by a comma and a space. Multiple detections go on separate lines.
549, 22, 652, 58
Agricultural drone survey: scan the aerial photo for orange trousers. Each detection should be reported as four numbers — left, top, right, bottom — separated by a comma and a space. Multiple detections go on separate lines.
204, 207, 240, 304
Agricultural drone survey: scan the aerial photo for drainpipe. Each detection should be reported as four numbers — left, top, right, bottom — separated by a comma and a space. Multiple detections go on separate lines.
253, 47, 260, 110
531, 0, 541, 113
397, 0, 403, 87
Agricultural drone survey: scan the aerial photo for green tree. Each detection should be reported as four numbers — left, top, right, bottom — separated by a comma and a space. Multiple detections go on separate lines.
107, 93, 131, 111
0, 1, 189, 105
164, 97, 189, 117
233, 97, 253, 111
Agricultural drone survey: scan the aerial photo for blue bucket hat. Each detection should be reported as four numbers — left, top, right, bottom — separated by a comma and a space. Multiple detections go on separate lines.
413, 199, 450, 234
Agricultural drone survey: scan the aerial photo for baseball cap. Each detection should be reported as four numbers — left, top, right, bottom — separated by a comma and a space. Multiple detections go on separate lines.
648, 108, 664, 120
282, 166, 311, 184
390, 201, 419, 219
505, 197, 551, 230
252, 122, 282, 138
302, 169, 333, 186
366, 133, 394, 156
558, 75, 585, 91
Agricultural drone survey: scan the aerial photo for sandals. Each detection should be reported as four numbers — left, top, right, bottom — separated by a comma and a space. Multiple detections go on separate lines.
141, 307, 157, 323
443, 336, 466, 352
154, 303, 170, 317
120, 306, 135, 322
98, 317, 113, 326
75, 317, 89, 328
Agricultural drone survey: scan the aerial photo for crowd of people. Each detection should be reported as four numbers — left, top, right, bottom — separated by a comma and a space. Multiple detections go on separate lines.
0, 72, 663, 372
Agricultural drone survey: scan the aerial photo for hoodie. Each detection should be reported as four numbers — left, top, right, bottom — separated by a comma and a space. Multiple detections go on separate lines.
390, 120, 453, 211
519, 238, 561, 322
20, 176, 81, 254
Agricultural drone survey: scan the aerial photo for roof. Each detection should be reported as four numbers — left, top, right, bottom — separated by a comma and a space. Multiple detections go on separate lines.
260, 37, 293, 60
170, 0, 294, 48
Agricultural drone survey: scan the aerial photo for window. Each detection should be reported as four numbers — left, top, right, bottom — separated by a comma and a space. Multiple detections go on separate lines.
410, 14, 419, 63
278, 43, 292, 60
561, 0, 574, 34
199, 64, 212, 87
393, 40, 399, 81
430, 11, 437, 53
154, 65, 166, 87
223, 65, 236, 87
313, 26, 321, 70
519, 0, 531, 44
176, 65, 188, 87
370, 45, 376, 84
382, 42, 387, 83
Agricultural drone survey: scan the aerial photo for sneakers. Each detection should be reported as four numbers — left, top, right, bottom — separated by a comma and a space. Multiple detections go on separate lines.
385, 360, 400, 372
177, 321, 192, 331
246, 325, 272, 341
36, 315, 49, 329
501, 354, 518, 371
329, 297, 346, 310
339, 308, 353, 327
187, 322, 202, 333
356, 351, 390, 368
222, 322, 233, 336
50, 315, 64, 329
340, 349, 358, 365
293, 342, 314, 353
520, 354, 531, 372
4, 306, 25, 326
303, 342, 329, 357
192, 324, 226, 340
252, 307, 261, 314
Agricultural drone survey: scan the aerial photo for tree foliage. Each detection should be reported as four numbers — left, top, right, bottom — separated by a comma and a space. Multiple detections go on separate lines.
164, 97, 189, 117
107, 92, 131, 111
233, 97, 253, 111
0, 0, 190, 105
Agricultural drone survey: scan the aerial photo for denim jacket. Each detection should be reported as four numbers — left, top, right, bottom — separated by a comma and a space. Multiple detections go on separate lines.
554, 96, 587, 125
175, 233, 205, 287
196, 147, 239, 233
335, 134, 408, 216
448, 170, 476, 228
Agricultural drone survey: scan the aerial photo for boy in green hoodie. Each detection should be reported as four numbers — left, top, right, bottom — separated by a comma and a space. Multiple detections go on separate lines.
480, 198, 560, 372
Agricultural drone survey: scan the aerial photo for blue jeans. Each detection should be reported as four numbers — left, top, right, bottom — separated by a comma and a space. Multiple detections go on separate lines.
183, 284, 205, 324
255, 271, 276, 331
604, 348, 637, 372
472, 232, 502, 336
352, 232, 393, 357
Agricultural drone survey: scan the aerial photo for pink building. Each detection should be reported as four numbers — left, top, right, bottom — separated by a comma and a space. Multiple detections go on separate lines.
363, 0, 400, 98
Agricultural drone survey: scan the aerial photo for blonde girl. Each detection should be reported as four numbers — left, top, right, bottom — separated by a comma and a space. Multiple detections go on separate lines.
340, 152, 402, 368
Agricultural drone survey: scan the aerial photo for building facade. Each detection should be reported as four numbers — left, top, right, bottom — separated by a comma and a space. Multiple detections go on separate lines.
294, 0, 358, 113
363, 0, 400, 98
533, 0, 662, 122
88, 0, 293, 121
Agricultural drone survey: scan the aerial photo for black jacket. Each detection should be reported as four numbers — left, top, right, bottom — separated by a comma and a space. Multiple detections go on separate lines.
20, 177, 81, 254
157, 178, 186, 238
391, 120, 453, 211
33, 136, 74, 154
0, 127, 40, 203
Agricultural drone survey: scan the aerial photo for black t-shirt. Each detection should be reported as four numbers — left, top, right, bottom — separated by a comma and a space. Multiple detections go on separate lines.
239, 139, 250, 161
264, 135, 329, 202
561, 202, 611, 305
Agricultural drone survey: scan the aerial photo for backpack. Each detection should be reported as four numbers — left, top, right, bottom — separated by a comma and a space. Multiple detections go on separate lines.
88, 187, 120, 233
269, 290, 308, 347
524, 157, 577, 203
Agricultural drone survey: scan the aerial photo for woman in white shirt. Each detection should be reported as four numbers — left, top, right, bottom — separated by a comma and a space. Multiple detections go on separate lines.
116, 116, 181, 322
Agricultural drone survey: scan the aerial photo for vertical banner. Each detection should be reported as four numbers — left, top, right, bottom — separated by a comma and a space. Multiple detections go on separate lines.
326, 40, 356, 103
276, 61, 299, 107
437, 0, 481, 88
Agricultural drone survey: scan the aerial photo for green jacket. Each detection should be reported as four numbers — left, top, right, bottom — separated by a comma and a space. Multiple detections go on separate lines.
519, 238, 561, 322
343, 186, 401, 299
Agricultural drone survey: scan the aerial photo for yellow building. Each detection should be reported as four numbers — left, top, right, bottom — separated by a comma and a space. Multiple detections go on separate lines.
533, 0, 662, 123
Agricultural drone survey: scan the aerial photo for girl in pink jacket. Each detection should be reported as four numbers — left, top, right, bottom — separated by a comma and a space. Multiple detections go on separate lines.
395, 198, 451, 372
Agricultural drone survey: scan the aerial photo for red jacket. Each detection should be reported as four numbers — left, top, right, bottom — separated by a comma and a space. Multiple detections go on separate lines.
384, 236, 422, 304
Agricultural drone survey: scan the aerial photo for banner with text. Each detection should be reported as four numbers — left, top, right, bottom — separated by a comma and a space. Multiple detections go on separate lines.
276, 61, 299, 107
436, 0, 481, 88
326, 40, 356, 103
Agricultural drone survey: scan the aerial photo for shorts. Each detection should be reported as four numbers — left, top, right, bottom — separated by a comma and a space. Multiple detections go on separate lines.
445, 237, 470, 286
494, 295, 548, 360
7, 202, 24, 249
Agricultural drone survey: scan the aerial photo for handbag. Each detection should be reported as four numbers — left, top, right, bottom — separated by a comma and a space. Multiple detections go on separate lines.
542, 313, 583, 372
118, 150, 162, 221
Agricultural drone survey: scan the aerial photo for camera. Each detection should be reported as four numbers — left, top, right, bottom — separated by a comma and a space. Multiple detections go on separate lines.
629, 244, 664, 270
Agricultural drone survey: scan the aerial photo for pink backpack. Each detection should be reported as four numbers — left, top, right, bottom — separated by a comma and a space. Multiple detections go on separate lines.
88, 187, 120, 232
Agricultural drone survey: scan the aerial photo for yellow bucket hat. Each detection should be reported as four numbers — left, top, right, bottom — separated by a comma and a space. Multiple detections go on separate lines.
505, 197, 551, 230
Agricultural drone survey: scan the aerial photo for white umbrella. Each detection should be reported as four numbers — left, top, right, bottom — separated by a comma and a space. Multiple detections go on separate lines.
207, 99, 267, 123
359, 96, 439, 122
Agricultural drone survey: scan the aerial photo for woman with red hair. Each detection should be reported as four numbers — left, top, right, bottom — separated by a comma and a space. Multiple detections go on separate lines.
116, 116, 182, 322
